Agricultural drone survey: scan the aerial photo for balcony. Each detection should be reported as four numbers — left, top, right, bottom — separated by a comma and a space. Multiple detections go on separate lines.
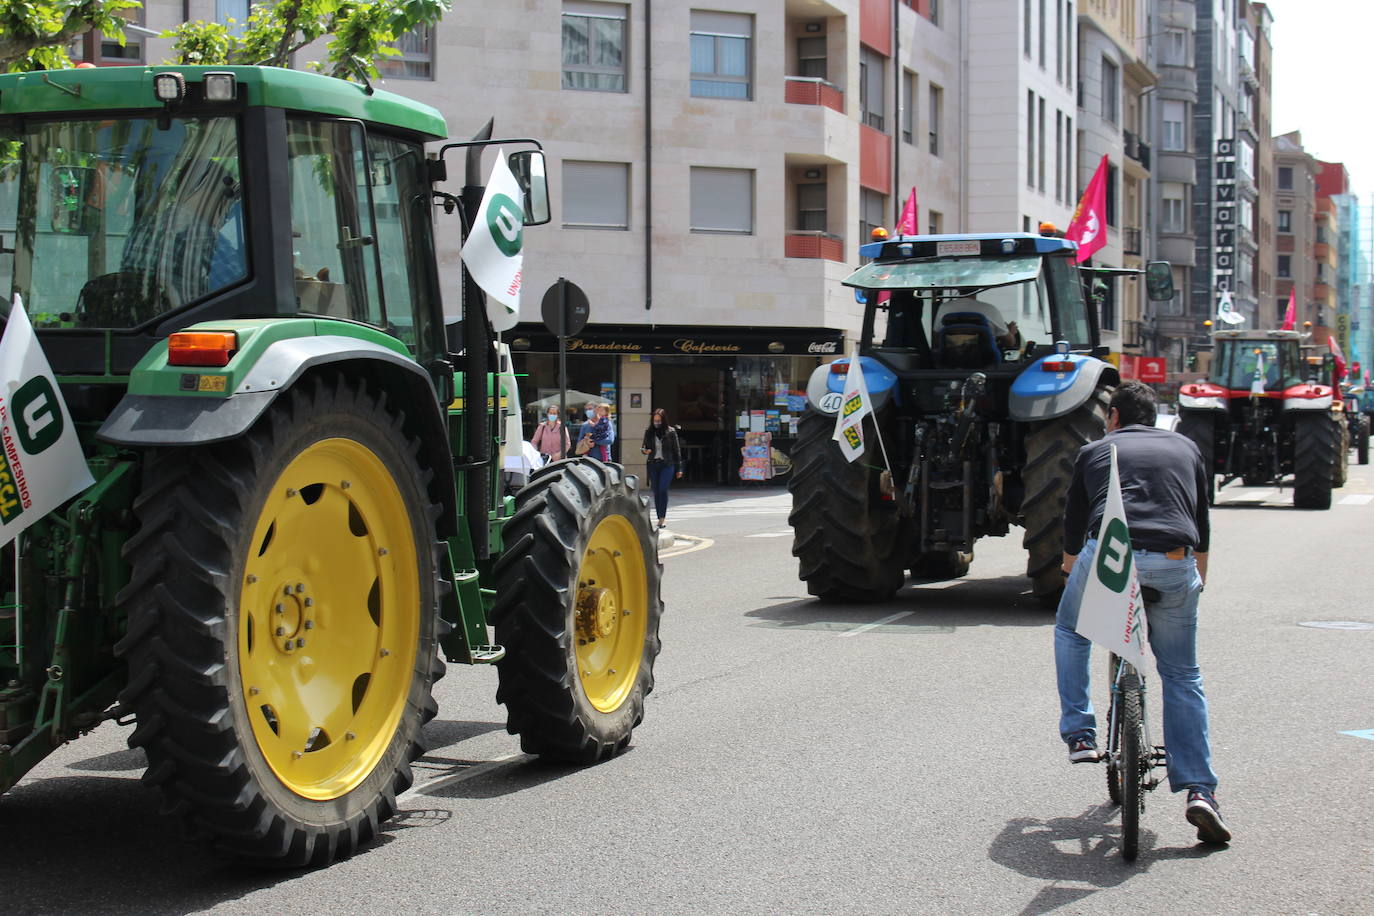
1123, 130, 1151, 172
1123, 227, 1142, 255
784, 77, 845, 114
1239, 55, 1260, 90
785, 231, 845, 262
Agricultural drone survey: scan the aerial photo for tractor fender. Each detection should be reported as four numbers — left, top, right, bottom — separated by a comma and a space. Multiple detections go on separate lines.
1008, 354, 1120, 422
1282, 383, 1334, 411
98, 336, 458, 535
804, 356, 897, 415
1178, 381, 1229, 411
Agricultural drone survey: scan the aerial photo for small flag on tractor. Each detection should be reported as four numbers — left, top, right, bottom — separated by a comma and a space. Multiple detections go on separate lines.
1065, 155, 1109, 264
1073, 445, 1149, 672
1251, 349, 1267, 396
0, 295, 95, 547
1216, 289, 1245, 325
460, 149, 525, 332
895, 187, 918, 236
832, 357, 873, 463
1280, 288, 1297, 331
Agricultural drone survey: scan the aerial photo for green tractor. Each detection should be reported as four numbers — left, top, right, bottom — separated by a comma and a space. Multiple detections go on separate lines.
0, 65, 662, 865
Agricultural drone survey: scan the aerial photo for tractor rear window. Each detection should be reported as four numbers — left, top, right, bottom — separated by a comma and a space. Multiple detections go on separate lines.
0, 116, 245, 329
844, 256, 1041, 291
1217, 340, 1302, 391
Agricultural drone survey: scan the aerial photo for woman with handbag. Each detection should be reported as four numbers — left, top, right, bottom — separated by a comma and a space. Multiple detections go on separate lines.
640, 408, 683, 529
576, 403, 614, 461
530, 405, 571, 462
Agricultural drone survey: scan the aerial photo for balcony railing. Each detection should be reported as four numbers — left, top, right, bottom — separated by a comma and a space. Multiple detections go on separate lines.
785, 231, 845, 262
1123, 130, 1151, 170
784, 77, 844, 114
1123, 227, 1142, 255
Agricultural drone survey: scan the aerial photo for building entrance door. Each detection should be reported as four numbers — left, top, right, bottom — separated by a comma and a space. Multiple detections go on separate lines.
650, 359, 728, 484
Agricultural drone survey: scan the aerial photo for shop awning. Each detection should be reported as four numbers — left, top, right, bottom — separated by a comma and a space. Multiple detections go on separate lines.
508, 324, 845, 356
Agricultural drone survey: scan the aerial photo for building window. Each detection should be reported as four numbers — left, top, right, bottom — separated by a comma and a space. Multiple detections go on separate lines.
1278, 209, 1292, 233
1055, 110, 1063, 202
902, 70, 916, 144
563, 2, 627, 92
1162, 100, 1186, 151
1027, 90, 1036, 188
1064, 2, 1073, 87
1162, 182, 1186, 232
691, 10, 752, 100
797, 33, 827, 79
1278, 166, 1293, 190
1277, 255, 1291, 278
1038, 96, 1046, 192
1101, 57, 1119, 124
1055, 0, 1063, 81
1162, 28, 1189, 66
1065, 115, 1072, 190
1024, 0, 1032, 57
796, 183, 827, 231
691, 167, 753, 233
216, 0, 249, 32
928, 210, 943, 234
1039, 0, 1046, 68
563, 161, 629, 229
378, 25, 434, 80
929, 83, 943, 156
1316, 225, 1327, 244
1105, 161, 1118, 227
1238, 139, 1254, 180
860, 46, 886, 131
859, 189, 886, 248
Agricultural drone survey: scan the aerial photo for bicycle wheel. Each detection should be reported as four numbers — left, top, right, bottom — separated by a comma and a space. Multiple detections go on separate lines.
1105, 655, 1123, 806
1120, 664, 1144, 861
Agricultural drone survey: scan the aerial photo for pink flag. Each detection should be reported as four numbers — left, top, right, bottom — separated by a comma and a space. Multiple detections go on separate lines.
1280, 288, 1296, 330
1065, 155, 1109, 263
896, 187, 918, 236
1329, 334, 1348, 380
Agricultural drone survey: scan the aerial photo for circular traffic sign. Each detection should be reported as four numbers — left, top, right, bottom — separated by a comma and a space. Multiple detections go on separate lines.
541, 279, 590, 337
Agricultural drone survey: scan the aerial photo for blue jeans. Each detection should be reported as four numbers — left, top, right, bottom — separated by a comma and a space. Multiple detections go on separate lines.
1054, 538, 1217, 793
647, 462, 675, 521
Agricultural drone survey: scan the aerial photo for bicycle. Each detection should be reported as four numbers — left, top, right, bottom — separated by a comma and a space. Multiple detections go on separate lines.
1103, 651, 1168, 860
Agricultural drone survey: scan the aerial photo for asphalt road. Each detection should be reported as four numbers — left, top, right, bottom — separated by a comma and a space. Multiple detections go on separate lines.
3, 467, 1373, 915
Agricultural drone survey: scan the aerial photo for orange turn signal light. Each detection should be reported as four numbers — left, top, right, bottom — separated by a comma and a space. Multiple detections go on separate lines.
870, 227, 890, 241
168, 331, 238, 367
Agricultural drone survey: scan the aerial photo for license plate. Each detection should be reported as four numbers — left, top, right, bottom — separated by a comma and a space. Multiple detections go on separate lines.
936, 240, 981, 257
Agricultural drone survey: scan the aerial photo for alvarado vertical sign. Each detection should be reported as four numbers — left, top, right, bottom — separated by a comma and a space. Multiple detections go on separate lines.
1213, 139, 1236, 304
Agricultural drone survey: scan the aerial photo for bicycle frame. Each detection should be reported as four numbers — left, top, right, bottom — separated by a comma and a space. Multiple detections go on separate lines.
1107, 655, 1167, 790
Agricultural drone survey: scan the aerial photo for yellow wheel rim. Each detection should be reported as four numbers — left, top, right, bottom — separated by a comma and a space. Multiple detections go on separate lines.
237, 438, 419, 801
574, 515, 649, 713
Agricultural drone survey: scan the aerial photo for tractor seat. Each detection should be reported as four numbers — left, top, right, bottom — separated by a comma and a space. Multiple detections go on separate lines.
934, 312, 1001, 369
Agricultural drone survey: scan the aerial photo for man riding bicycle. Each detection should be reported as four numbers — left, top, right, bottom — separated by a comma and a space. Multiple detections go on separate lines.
1054, 380, 1231, 844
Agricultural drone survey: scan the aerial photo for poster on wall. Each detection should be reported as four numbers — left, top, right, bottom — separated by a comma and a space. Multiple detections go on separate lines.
599, 382, 616, 406
740, 431, 773, 481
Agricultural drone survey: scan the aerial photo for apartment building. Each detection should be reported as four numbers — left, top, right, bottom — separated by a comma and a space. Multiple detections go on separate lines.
1074, 0, 1155, 357
1273, 131, 1319, 333
1245, 2, 1275, 331
1313, 162, 1347, 350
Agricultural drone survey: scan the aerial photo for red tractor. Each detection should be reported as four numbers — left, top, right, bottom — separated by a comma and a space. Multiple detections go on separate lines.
1177, 330, 1345, 509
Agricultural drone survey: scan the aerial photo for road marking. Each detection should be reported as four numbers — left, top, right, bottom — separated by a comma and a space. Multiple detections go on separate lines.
1298, 620, 1374, 630
660, 536, 714, 559
1340, 729, 1374, 742
746, 531, 793, 538
400, 753, 525, 800
911, 579, 963, 589
838, 610, 915, 638
1339, 494, 1374, 505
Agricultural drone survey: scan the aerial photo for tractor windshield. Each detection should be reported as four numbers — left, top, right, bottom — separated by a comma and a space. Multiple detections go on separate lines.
1215, 340, 1303, 391
0, 115, 245, 329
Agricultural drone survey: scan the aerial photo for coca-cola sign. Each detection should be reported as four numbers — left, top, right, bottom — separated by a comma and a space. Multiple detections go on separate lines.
808, 341, 839, 354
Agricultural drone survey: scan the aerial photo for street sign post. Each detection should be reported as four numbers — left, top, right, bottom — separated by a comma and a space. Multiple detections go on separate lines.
541, 279, 591, 450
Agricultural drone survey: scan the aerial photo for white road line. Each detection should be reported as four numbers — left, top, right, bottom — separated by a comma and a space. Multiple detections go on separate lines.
746, 531, 793, 538
1339, 494, 1374, 505
838, 610, 915, 638
660, 536, 715, 559
911, 579, 963, 589
400, 753, 525, 801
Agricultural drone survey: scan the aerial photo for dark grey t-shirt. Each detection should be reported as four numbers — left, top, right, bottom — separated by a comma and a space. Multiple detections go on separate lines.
1063, 425, 1211, 555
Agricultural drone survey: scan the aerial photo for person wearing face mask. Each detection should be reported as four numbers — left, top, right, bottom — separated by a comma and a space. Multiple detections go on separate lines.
531, 404, 571, 462
640, 408, 683, 529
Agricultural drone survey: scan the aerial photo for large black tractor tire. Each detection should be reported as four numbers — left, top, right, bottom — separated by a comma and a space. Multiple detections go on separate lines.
1292, 413, 1338, 510
1176, 412, 1218, 504
1359, 421, 1370, 466
911, 549, 973, 581
1021, 386, 1111, 604
492, 459, 662, 762
116, 375, 445, 866
787, 409, 905, 602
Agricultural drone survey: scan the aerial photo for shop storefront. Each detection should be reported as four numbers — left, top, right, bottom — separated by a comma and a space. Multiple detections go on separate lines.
508, 324, 845, 485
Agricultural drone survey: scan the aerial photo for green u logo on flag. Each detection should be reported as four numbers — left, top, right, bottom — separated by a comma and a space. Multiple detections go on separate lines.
1095, 518, 1133, 593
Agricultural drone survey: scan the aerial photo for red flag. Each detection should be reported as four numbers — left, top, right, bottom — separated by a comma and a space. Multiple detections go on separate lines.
1280, 288, 1296, 330
1329, 335, 1348, 380
1065, 155, 1109, 263
896, 187, 918, 236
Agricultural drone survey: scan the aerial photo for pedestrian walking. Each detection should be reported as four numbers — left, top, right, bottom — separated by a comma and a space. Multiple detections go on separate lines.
577, 403, 615, 462
530, 405, 571, 462
640, 408, 683, 529
1053, 380, 1230, 844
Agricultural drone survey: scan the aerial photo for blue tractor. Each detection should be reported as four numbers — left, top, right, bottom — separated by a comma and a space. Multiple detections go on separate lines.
787, 233, 1174, 605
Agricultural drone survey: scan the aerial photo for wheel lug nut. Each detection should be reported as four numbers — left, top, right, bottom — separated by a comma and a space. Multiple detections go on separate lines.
246, 574, 258, 584
275, 627, 285, 636
284, 641, 293, 651
379, 648, 390, 657
608, 668, 617, 675
292, 751, 302, 759
275, 603, 284, 614
295, 583, 304, 593
249, 686, 260, 695
378, 547, 388, 557
296, 638, 305, 648
346, 731, 356, 740
341, 480, 351, 489
622, 609, 631, 616
304, 620, 314, 630
304, 598, 313, 608
286, 488, 298, 498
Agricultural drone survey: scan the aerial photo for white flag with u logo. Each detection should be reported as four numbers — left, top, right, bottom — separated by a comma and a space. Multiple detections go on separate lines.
1075, 445, 1149, 670
0, 296, 95, 546
459, 149, 525, 332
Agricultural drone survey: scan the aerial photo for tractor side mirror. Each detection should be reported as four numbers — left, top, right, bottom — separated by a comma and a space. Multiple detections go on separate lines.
508, 149, 550, 226
1144, 260, 1175, 302
50, 166, 98, 235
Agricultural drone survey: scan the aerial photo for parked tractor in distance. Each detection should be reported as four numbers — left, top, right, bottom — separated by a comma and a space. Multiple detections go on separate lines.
1176, 329, 1344, 508
787, 232, 1175, 605
0, 65, 662, 866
